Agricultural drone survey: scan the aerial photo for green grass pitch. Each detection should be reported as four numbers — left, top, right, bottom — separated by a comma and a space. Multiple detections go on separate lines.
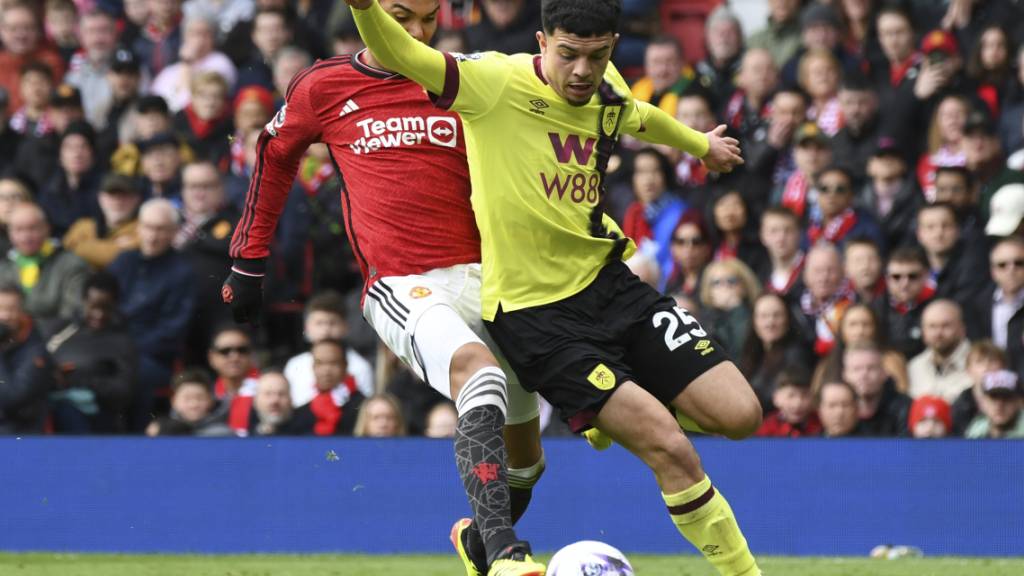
2, 554, 1023, 575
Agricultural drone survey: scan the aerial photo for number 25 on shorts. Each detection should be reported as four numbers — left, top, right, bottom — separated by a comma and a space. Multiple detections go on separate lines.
653, 307, 712, 354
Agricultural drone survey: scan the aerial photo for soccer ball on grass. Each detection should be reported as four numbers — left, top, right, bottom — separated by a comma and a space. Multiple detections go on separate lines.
547, 540, 634, 576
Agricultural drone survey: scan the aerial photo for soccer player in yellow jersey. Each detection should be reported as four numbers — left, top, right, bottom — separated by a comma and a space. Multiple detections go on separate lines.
345, 1, 763, 575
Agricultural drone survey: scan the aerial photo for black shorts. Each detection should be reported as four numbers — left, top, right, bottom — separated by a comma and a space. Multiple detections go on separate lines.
485, 261, 728, 432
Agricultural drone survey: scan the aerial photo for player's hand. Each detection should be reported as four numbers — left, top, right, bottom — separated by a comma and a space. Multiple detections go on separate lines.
342, 0, 374, 9
702, 125, 744, 174
222, 259, 265, 326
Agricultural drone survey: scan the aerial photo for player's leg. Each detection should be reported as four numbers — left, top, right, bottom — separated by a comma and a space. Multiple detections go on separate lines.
593, 383, 760, 576
670, 361, 762, 440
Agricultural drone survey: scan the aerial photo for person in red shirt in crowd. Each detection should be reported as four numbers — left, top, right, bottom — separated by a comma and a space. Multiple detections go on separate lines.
0, 2, 65, 114
756, 368, 822, 437
908, 395, 952, 438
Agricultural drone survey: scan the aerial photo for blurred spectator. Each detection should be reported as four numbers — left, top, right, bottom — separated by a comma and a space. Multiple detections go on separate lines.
108, 198, 196, 430
695, 7, 743, 109
872, 3, 919, 156
175, 161, 237, 363
46, 271, 135, 433
225, 1, 324, 67
832, 74, 881, 182
0, 88, 21, 175
817, 380, 860, 437
874, 246, 934, 358
811, 302, 910, 396
965, 25, 1013, 116
951, 340, 1008, 435
759, 206, 804, 300
798, 49, 843, 137
331, 18, 364, 56
207, 325, 259, 434
622, 148, 686, 287
0, 282, 55, 434
137, 132, 184, 201
795, 241, 854, 357
10, 61, 55, 140
65, 9, 119, 129
843, 238, 885, 305
962, 109, 1012, 221
776, 122, 832, 223
172, 71, 233, 165
740, 293, 815, 412
748, 0, 803, 68
0, 202, 89, 330
45, 0, 79, 65
16, 83, 87, 193
465, 0, 541, 56
967, 237, 1024, 376
744, 88, 807, 195
182, 0, 254, 42
779, 3, 862, 89
354, 392, 406, 438
916, 202, 989, 307
0, 177, 32, 255
271, 46, 310, 106
916, 94, 968, 199
933, 166, 983, 241
808, 165, 883, 249
293, 339, 364, 436
285, 291, 374, 404
95, 48, 144, 164
0, 2, 65, 113
236, 7, 292, 91
131, 0, 184, 77
663, 209, 711, 299
424, 400, 456, 438
908, 395, 952, 438
63, 173, 142, 269
965, 369, 1024, 438
999, 48, 1024, 152
984, 183, 1024, 239
145, 369, 234, 436
756, 368, 822, 437
903, 31, 969, 162
671, 89, 716, 200
38, 121, 101, 238
120, 0, 150, 47
843, 342, 912, 436
152, 14, 238, 113
723, 48, 777, 142
863, 141, 923, 249
698, 258, 761, 359
630, 36, 694, 117
708, 189, 768, 276
246, 370, 312, 436
432, 28, 465, 54
907, 299, 972, 403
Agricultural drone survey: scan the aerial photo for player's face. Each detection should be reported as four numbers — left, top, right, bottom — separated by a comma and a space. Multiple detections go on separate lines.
538, 29, 618, 106
381, 0, 440, 45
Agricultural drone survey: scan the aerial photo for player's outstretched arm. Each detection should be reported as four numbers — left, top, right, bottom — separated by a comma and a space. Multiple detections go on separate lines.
345, 0, 446, 95
630, 101, 744, 173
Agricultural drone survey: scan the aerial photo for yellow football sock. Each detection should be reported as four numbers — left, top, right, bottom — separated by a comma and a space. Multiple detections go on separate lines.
662, 475, 760, 576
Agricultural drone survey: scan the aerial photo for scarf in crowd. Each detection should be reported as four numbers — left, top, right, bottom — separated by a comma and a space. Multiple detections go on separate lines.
890, 283, 937, 315
9, 108, 52, 137
801, 281, 856, 356
310, 376, 358, 436
13, 240, 56, 292
218, 370, 260, 435
781, 171, 811, 218
675, 155, 707, 187
807, 208, 858, 245
630, 67, 695, 116
298, 155, 336, 195
184, 105, 229, 140
809, 97, 843, 137
768, 252, 805, 295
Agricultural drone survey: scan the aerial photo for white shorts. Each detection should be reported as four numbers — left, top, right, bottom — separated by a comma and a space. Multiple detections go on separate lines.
362, 263, 539, 426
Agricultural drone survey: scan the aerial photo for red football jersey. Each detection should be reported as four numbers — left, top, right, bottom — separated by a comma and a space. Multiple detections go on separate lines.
230, 51, 480, 298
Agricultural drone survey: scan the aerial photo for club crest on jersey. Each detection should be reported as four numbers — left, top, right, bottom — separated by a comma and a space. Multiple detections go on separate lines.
601, 106, 620, 137
409, 286, 432, 299
265, 104, 287, 136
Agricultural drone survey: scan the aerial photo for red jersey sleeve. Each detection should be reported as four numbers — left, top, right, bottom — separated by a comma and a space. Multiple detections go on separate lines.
229, 71, 323, 261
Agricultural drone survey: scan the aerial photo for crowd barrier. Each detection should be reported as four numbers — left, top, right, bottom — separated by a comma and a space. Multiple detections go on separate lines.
1, 437, 1021, 556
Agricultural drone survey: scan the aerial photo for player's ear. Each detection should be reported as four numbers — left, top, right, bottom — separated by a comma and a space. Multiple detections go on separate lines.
536, 31, 547, 53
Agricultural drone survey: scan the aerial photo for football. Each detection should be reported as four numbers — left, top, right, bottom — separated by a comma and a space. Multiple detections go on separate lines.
547, 540, 635, 576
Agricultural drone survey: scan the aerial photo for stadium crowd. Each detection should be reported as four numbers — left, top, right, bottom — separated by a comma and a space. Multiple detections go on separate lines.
0, 0, 1020, 440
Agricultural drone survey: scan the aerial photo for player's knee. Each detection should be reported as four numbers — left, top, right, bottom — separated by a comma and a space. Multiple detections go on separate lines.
722, 394, 763, 440
449, 342, 499, 397
508, 450, 545, 491
647, 431, 701, 477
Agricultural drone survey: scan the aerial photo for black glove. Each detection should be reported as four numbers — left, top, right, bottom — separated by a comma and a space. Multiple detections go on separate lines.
222, 258, 266, 325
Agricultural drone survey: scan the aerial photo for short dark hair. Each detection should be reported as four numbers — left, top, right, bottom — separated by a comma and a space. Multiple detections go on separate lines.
306, 290, 347, 319
312, 337, 348, 358
888, 245, 929, 269
254, 7, 291, 27
934, 165, 973, 187
0, 281, 23, 301
209, 324, 252, 348
172, 368, 212, 393
818, 380, 857, 404
83, 271, 120, 300
542, 0, 621, 37
844, 236, 880, 255
774, 367, 811, 392
761, 206, 800, 226
818, 164, 854, 185
647, 34, 682, 54
918, 201, 957, 222
840, 72, 874, 93
20, 61, 54, 81
633, 147, 675, 192
876, 1, 913, 29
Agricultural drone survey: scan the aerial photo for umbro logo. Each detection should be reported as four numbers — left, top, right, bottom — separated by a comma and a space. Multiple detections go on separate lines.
529, 99, 549, 115
701, 544, 721, 557
339, 99, 360, 117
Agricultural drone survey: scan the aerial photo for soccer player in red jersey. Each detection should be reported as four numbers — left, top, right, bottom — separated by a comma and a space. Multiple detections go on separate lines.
220, 3, 544, 575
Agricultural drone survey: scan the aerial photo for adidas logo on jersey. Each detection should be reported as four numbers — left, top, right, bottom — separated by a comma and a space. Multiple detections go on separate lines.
339, 99, 360, 117
350, 116, 458, 155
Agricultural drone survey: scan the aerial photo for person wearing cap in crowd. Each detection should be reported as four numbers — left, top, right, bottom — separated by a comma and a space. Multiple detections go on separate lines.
62, 173, 142, 269
965, 369, 1024, 438
748, 0, 803, 69
960, 108, 1020, 222
136, 132, 184, 204
779, 3, 863, 90
0, 2, 65, 114
151, 14, 238, 114
776, 121, 833, 224
37, 120, 103, 239
807, 164, 883, 251
65, 9, 120, 129
95, 47, 145, 165
0, 202, 90, 333
968, 237, 1024, 377
908, 395, 952, 438
986, 183, 1024, 239
951, 341, 1009, 435
907, 299, 973, 404
831, 74, 881, 185
862, 137, 923, 250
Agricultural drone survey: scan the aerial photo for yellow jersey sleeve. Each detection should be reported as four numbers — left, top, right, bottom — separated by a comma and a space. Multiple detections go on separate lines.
625, 100, 710, 158
349, 0, 446, 94
431, 51, 515, 118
